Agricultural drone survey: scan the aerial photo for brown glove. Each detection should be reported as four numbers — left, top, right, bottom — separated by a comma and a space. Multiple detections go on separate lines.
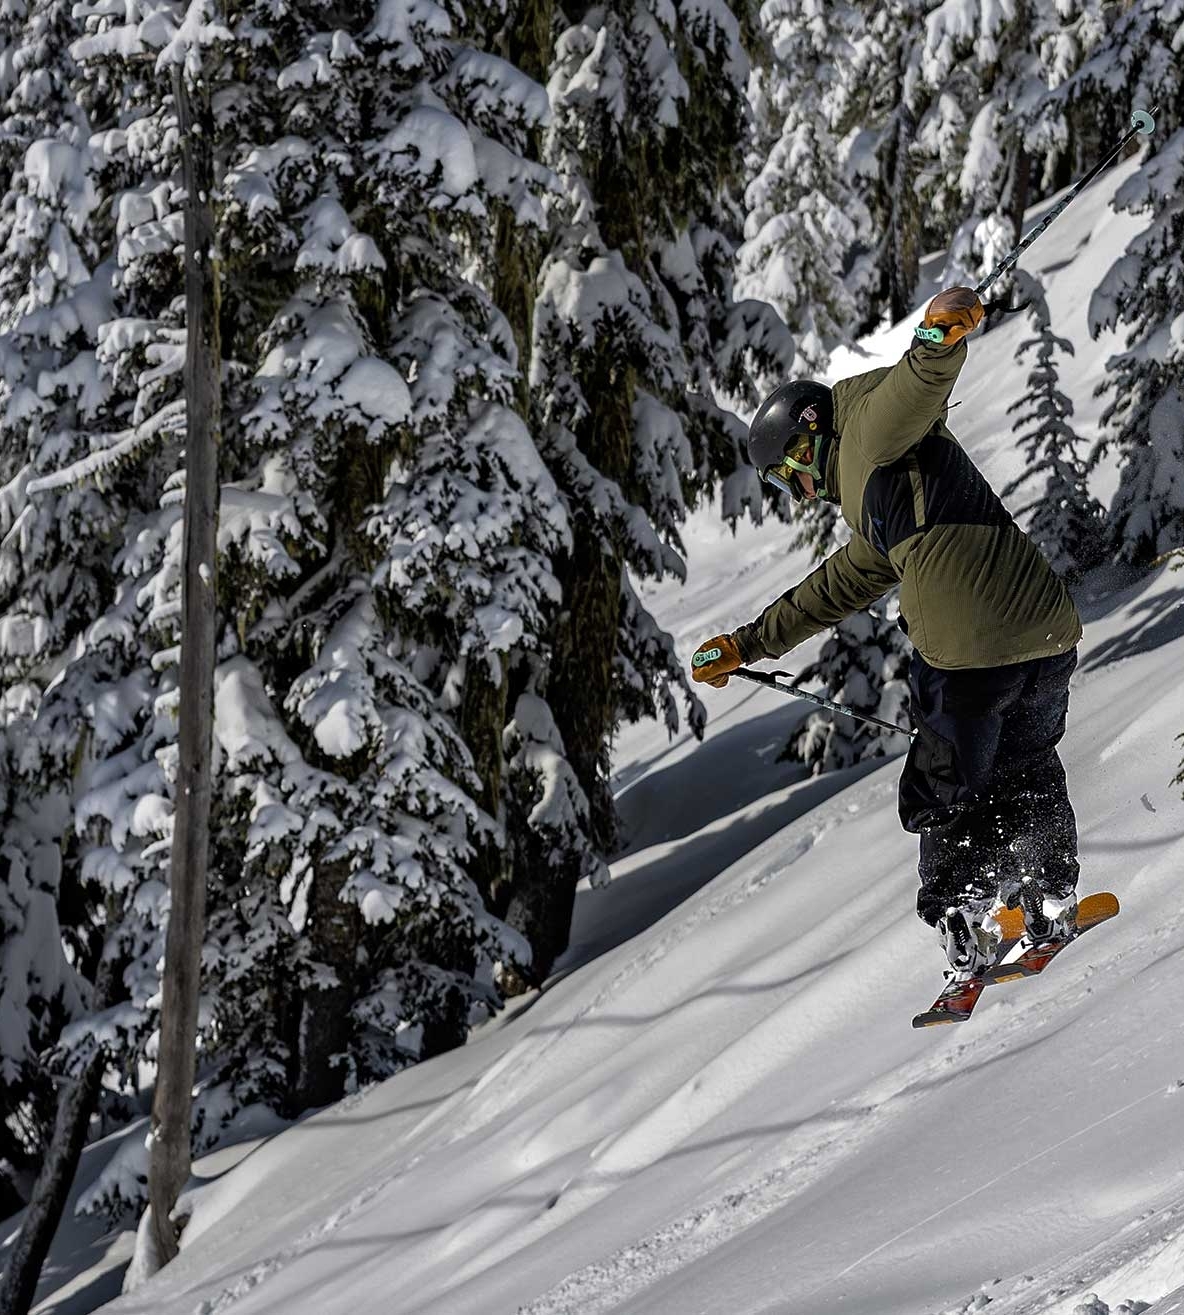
691, 634, 742, 688
922, 286, 984, 344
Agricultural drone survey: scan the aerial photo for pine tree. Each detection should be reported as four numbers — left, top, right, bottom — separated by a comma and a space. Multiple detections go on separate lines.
0, 722, 86, 1212
0, 0, 155, 1203
1032, 0, 1109, 190
909, 0, 1108, 294
841, 0, 929, 328
738, 0, 865, 373
524, 0, 786, 976
780, 600, 911, 775
1003, 274, 1105, 581
1073, 1, 1184, 564
15, 0, 577, 1218
913, 0, 1028, 282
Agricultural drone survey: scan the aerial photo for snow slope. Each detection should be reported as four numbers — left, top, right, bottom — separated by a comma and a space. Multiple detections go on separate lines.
7, 157, 1184, 1315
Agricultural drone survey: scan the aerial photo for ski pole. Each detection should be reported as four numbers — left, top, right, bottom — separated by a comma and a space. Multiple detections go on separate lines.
731, 666, 916, 739
916, 106, 1158, 341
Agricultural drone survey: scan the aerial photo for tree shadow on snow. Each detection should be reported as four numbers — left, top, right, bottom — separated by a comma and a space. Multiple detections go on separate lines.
32, 1258, 130, 1315
560, 753, 899, 979
1079, 583, 1184, 673
613, 696, 813, 858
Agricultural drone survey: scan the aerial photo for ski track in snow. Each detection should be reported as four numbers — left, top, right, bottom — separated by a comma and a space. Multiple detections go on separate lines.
439, 813, 846, 1143
191, 1164, 422, 1315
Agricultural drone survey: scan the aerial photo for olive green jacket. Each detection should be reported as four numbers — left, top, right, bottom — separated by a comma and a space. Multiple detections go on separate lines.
734, 340, 1082, 671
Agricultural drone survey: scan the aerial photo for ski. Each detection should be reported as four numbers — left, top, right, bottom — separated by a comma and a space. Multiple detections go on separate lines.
912, 892, 1119, 1029
983, 891, 1119, 985
911, 917, 1025, 1028
911, 972, 990, 1028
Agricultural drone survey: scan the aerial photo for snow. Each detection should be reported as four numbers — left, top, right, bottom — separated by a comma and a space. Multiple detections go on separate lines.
365, 0, 452, 68
373, 107, 480, 202
5, 124, 1184, 1315
23, 139, 97, 227
294, 199, 386, 277
446, 50, 551, 128
213, 657, 301, 773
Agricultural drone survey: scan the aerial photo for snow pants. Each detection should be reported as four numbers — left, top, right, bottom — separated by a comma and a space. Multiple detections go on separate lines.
898, 648, 1079, 926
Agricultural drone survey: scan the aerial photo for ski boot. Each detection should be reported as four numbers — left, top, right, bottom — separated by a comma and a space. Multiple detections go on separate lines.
1017, 877, 1078, 945
936, 896, 1002, 979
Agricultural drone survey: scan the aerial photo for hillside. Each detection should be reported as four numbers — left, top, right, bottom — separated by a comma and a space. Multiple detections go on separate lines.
6, 155, 1184, 1315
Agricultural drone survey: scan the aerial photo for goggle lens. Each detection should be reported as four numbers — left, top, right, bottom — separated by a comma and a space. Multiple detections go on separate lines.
763, 466, 802, 501
784, 432, 815, 464
760, 429, 826, 500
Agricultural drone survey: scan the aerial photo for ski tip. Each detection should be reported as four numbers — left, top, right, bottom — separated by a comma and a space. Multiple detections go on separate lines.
1078, 891, 1120, 926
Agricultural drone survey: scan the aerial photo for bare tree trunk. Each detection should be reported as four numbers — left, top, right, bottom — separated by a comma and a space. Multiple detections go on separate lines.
147, 66, 221, 1268
1001, 146, 1032, 243
0, 955, 116, 1315
882, 105, 920, 325
458, 652, 510, 911
287, 862, 360, 1112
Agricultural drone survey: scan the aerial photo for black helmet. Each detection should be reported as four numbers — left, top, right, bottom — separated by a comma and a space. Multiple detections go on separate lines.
747, 380, 836, 502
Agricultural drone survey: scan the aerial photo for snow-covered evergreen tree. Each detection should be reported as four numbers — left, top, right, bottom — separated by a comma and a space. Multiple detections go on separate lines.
1074, 1, 1184, 564
1031, 0, 1109, 188
7, 1, 580, 1207
910, 0, 1110, 293
780, 602, 911, 775
0, 0, 168, 1197
525, 0, 790, 977
737, 0, 866, 373
840, 0, 930, 328
0, 719, 85, 1210
1003, 275, 1105, 581
913, 0, 1031, 283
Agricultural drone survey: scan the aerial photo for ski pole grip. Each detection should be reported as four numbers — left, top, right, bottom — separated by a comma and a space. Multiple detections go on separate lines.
692, 646, 723, 667
914, 325, 946, 344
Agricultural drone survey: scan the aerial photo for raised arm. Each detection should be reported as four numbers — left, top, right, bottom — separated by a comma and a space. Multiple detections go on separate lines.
847, 339, 967, 467
848, 285, 983, 467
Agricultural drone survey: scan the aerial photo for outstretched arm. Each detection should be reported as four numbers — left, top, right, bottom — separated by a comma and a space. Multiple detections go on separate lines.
849, 286, 983, 467
733, 533, 899, 662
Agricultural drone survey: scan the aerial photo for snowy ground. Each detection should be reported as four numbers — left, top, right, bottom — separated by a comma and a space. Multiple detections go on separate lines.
7, 157, 1184, 1315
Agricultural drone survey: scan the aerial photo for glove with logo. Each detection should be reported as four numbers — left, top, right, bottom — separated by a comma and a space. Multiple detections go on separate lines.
691, 634, 743, 688
917, 286, 984, 345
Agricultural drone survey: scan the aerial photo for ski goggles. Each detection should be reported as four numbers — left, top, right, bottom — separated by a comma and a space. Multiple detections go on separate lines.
761, 433, 824, 501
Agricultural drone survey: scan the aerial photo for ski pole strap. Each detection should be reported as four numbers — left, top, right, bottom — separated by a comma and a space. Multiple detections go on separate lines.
732, 667, 916, 739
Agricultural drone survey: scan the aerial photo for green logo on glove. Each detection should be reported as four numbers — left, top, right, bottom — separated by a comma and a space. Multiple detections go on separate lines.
693, 646, 723, 667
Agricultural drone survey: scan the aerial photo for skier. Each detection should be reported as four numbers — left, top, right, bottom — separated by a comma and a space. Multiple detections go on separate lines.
691, 287, 1083, 979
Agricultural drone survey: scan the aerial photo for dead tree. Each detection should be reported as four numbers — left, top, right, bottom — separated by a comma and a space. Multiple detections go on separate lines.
146, 65, 221, 1267
0, 952, 116, 1315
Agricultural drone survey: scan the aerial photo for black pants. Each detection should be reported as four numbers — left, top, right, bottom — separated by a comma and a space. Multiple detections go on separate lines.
899, 648, 1079, 926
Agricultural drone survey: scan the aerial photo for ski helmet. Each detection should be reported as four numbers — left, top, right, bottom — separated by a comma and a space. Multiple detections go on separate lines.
747, 380, 836, 502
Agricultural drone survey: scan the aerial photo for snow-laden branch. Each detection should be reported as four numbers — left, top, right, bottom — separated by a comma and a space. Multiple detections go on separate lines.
26, 399, 185, 495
